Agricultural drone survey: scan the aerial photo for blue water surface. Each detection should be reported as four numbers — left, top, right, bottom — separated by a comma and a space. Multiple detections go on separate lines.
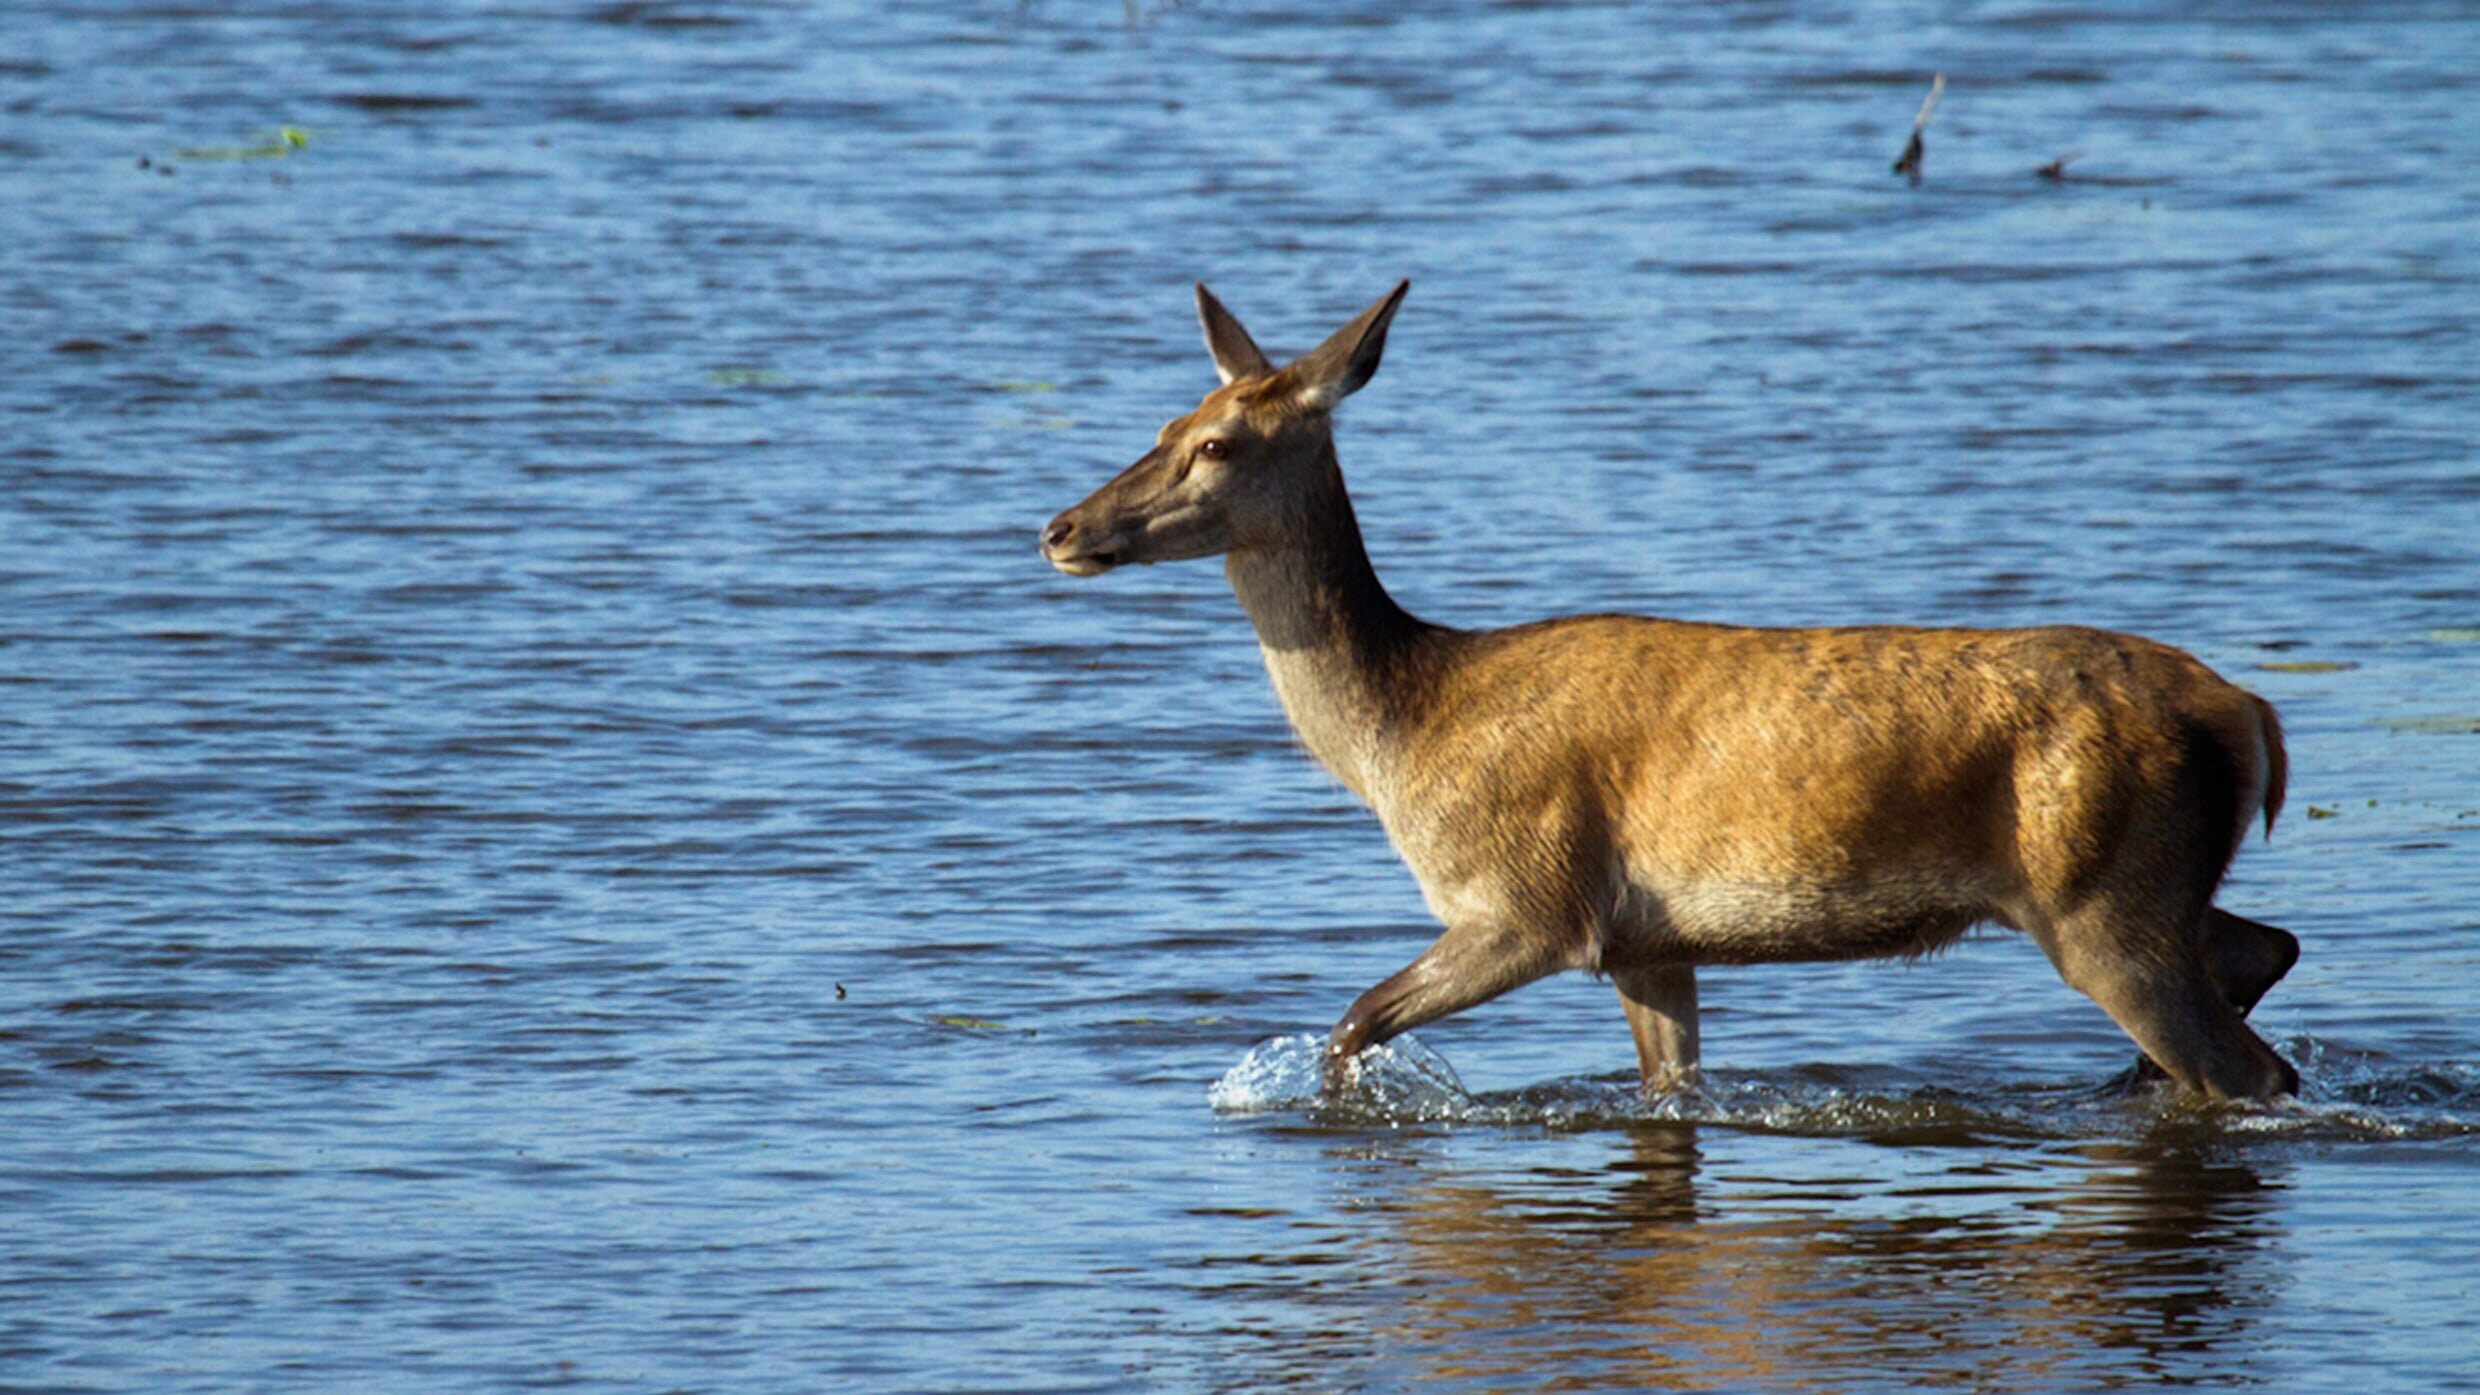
3, 2, 2478, 1390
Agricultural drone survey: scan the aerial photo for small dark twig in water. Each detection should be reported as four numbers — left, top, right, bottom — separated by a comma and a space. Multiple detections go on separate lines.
2037, 149, 2084, 182
1893, 72, 1945, 186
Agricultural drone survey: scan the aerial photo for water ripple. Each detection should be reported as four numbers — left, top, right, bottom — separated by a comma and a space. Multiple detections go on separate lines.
1214, 1034, 2480, 1143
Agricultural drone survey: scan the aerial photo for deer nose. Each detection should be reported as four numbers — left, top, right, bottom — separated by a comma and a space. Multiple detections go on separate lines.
1041, 518, 1074, 550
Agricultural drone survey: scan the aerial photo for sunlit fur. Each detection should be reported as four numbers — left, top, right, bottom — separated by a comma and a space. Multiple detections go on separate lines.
1043, 283, 2300, 1103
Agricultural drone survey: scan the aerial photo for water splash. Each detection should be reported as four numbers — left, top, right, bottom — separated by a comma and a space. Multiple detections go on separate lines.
1208, 1033, 1477, 1124
1211, 1033, 2480, 1142
2233, 1035, 2480, 1140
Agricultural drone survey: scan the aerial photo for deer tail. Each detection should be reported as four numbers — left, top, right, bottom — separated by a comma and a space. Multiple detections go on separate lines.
2249, 694, 2288, 844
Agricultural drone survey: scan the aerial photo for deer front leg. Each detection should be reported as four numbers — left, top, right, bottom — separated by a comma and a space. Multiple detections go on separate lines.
1612, 963, 1699, 1092
1326, 919, 1565, 1093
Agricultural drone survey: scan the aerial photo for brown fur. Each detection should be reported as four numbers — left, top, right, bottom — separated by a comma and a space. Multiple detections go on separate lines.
1042, 282, 2300, 1101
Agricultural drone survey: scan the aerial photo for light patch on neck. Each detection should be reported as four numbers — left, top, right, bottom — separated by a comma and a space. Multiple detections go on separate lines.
1226, 548, 1390, 802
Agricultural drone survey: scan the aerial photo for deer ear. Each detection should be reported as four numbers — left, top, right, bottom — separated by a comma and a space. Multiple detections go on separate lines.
1285, 281, 1409, 412
1196, 284, 1274, 385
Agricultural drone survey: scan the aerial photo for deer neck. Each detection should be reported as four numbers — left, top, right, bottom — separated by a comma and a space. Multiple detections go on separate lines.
1222, 455, 1436, 803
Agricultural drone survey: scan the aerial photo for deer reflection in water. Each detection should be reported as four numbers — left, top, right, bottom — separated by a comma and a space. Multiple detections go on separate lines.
1271, 1126, 2284, 1391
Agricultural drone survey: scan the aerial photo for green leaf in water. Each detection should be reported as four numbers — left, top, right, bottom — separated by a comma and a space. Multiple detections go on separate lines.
2375, 715, 2480, 735
932, 1015, 1009, 1032
707, 367, 791, 388
175, 125, 310, 160
991, 380, 1059, 394
2424, 628, 2480, 644
2257, 660, 2358, 674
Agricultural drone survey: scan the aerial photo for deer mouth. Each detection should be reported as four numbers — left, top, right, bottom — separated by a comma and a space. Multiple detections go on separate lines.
1047, 546, 1122, 577
1041, 511, 1133, 576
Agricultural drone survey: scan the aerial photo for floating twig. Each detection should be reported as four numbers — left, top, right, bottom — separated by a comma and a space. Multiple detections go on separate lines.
172, 125, 309, 162
1892, 73, 1944, 186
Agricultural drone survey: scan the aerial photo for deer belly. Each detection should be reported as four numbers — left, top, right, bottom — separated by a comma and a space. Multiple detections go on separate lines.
1612, 873, 1993, 967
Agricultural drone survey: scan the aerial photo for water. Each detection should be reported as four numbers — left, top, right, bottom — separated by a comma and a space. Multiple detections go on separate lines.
4, 1, 2478, 1389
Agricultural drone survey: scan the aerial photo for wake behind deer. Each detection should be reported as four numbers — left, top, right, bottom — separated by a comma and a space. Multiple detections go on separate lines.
1041, 283, 2300, 1102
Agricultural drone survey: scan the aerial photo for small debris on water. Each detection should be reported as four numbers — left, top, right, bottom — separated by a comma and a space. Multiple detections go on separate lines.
2375, 715, 2480, 735
1893, 73, 1944, 186
173, 125, 309, 161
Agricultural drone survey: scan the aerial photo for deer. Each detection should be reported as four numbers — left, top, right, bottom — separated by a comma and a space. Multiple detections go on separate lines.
1039, 281, 2302, 1102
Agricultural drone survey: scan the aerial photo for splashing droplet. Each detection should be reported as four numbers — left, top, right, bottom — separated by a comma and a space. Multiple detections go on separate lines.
1209, 1033, 1475, 1123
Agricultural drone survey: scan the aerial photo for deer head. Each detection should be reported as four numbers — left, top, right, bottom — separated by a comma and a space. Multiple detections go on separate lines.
1040, 281, 1408, 577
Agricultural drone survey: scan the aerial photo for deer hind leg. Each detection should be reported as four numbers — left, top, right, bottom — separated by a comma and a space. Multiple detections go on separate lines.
1611, 964, 1699, 1092
2117, 906, 2300, 1088
1326, 919, 1566, 1093
2044, 904, 2298, 1101
2203, 907, 2299, 1016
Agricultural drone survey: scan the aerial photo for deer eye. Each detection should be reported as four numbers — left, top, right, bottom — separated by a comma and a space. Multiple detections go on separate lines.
1196, 438, 1229, 461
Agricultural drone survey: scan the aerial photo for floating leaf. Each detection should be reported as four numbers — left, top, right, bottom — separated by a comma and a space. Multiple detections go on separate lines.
2375, 715, 2480, 735
707, 367, 791, 388
932, 1015, 1008, 1032
2257, 660, 2358, 674
2306, 805, 2340, 819
174, 126, 310, 161
991, 379, 1059, 394
2425, 629, 2480, 644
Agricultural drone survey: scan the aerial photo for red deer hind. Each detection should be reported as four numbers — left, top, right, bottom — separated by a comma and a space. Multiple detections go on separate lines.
1041, 282, 2300, 1102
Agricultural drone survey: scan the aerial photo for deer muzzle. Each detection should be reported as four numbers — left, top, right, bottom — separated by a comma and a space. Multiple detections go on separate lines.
1040, 511, 1125, 576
